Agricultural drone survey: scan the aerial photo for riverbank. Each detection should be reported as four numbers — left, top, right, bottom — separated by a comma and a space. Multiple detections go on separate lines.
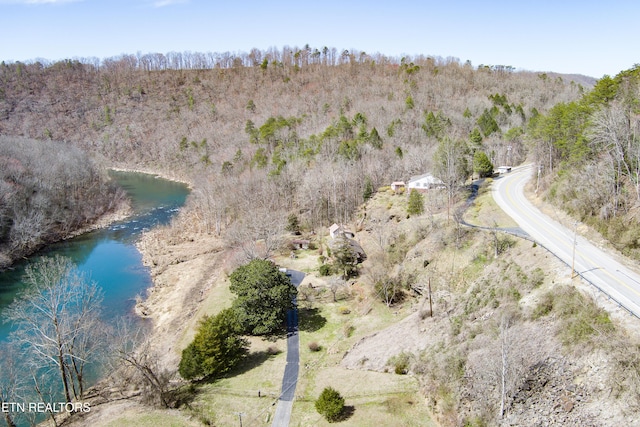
0, 197, 132, 272
109, 165, 194, 189
134, 219, 229, 368
56, 215, 230, 427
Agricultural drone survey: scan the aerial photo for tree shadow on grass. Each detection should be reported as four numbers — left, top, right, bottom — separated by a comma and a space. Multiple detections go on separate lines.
298, 307, 327, 332
337, 405, 355, 422
192, 349, 277, 388
175, 346, 282, 410
227, 349, 276, 377
170, 383, 199, 409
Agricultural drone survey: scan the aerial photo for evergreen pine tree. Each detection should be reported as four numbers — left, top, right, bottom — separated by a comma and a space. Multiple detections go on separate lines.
407, 189, 425, 216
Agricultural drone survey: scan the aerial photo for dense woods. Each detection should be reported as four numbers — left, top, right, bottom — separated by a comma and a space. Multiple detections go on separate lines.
528, 65, 640, 258
0, 136, 126, 268
0, 47, 589, 252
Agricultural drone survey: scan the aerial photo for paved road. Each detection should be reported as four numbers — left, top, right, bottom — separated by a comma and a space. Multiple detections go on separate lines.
271, 269, 304, 427
492, 164, 640, 317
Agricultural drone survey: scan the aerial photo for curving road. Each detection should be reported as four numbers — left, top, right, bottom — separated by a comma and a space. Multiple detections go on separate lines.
492, 164, 640, 318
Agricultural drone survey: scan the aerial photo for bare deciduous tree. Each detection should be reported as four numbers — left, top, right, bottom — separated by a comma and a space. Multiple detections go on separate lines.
0, 344, 22, 427
5, 256, 105, 405
466, 311, 545, 422
109, 319, 175, 408
433, 136, 470, 220
190, 172, 229, 235
0, 137, 126, 268
328, 276, 346, 302
225, 205, 285, 261
589, 102, 640, 211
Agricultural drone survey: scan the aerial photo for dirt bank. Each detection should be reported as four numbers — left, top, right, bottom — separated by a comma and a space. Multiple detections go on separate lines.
57, 214, 230, 426
133, 223, 228, 368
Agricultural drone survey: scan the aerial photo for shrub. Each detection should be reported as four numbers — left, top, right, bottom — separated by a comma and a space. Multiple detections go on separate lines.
388, 352, 412, 375
535, 286, 615, 346
338, 306, 351, 315
529, 267, 545, 288
343, 324, 355, 337
315, 387, 345, 422
407, 189, 425, 216
532, 292, 554, 319
318, 264, 332, 276
308, 341, 322, 352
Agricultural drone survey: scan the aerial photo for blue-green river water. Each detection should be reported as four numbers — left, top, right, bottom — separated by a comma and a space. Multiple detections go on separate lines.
0, 170, 190, 343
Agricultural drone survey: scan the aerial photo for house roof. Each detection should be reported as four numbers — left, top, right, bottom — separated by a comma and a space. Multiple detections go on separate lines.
408, 173, 443, 185
329, 223, 354, 238
328, 235, 367, 262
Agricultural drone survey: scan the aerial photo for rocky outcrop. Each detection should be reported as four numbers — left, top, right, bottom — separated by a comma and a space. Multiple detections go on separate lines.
503, 357, 595, 426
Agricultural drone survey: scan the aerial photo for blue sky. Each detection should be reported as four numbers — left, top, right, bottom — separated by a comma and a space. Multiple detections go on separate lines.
0, 0, 637, 78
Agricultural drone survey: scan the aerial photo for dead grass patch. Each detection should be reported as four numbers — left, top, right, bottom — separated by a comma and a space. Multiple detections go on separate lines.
463, 179, 519, 228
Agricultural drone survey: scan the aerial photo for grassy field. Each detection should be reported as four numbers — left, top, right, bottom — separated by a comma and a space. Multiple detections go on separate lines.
173, 252, 436, 426
291, 292, 436, 427
145, 183, 514, 426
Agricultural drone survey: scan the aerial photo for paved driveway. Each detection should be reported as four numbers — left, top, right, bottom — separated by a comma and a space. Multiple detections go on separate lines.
271, 269, 304, 427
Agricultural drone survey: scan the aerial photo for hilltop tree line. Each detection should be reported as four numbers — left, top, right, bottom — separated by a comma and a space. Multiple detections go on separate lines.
0, 46, 587, 259
0, 136, 127, 269
1, 46, 523, 73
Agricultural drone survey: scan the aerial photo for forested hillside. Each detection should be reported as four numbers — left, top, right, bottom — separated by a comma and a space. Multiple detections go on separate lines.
0, 137, 126, 268
7, 48, 640, 427
0, 48, 589, 247
528, 65, 640, 258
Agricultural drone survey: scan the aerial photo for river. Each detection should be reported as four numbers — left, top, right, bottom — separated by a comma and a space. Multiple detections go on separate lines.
0, 169, 190, 357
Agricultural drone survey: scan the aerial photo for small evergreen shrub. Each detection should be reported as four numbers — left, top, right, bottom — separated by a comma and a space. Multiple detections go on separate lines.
315, 387, 345, 422
318, 264, 332, 276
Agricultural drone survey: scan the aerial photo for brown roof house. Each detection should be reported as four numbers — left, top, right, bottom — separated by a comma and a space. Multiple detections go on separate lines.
390, 181, 406, 193
291, 239, 310, 250
328, 233, 367, 278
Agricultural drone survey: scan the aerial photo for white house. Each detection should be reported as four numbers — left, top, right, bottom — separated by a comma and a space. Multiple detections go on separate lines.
407, 173, 444, 191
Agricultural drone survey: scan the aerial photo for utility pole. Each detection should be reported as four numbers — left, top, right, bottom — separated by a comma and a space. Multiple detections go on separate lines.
535, 164, 542, 194
571, 221, 578, 278
428, 277, 433, 317
236, 412, 245, 427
